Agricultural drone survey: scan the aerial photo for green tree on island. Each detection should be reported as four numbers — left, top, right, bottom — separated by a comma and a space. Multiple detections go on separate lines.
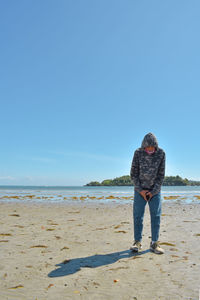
85, 175, 200, 186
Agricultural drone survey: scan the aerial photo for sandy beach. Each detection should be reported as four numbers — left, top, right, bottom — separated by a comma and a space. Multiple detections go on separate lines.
0, 201, 199, 300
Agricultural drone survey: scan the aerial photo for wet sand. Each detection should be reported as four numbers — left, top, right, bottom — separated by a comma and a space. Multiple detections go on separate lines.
0, 201, 199, 300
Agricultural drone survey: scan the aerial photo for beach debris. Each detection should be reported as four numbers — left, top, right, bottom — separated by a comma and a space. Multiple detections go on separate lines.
171, 255, 179, 258
41, 226, 45, 229
159, 242, 176, 246
74, 291, 80, 294
13, 225, 24, 228
61, 246, 70, 251
182, 256, 188, 260
106, 195, 115, 199
26, 265, 33, 268
163, 196, 180, 200
121, 196, 133, 200
0, 233, 12, 236
161, 214, 172, 216
9, 285, 24, 289
0, 240, 9, 242
46, 284, 54, 290
46, 228, 55, 231
194, 233, 200, 236
3, 195, 20, 199
25, 195, 35, 198
114, 224, 122, 229
9, 214, 20, 217
159, 268, 166, 273
30, 245, 48, 248
114, 230, 127, 233
95, 227, 108, 230
169, 248, 178, 251
113, 279, 119, 283
68, 211, 80, 214
3, 273, 7, 279
83, 286, 88, 290
183, 220, 197, 223
194, 195, 200, 199
55, 236, 61, 239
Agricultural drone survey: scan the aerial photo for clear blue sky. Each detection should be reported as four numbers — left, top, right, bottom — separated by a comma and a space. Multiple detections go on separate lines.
0, 0, 200, 186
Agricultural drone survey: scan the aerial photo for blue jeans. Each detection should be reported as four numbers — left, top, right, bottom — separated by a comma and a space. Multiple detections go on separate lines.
133, 191, 162, 242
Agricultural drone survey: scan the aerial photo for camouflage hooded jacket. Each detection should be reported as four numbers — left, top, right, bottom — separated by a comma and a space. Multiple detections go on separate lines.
130, 133, 166, 196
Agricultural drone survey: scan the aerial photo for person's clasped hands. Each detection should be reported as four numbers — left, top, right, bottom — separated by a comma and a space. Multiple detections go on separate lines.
140, 190, 153, 201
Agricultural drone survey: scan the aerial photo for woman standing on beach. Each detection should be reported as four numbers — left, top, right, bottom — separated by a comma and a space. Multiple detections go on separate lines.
130, 132, 165, 254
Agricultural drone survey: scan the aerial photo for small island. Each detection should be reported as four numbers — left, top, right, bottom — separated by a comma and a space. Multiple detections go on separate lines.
85, 175, 200, 186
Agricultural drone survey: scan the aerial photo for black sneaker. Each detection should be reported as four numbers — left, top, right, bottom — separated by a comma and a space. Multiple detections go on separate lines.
130, 241, 142, 252
150, 241, 164, 254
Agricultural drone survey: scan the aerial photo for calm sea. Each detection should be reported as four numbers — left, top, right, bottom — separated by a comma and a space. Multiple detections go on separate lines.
0, 185, 200, 204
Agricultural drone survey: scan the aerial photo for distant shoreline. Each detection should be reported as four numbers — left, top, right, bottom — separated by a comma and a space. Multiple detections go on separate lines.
85, 175, 200, 186
0, 184, 200, 188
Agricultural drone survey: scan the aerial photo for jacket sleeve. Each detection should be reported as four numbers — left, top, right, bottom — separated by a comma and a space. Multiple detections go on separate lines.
130, 150, 142, 193
151, 151, 166, 196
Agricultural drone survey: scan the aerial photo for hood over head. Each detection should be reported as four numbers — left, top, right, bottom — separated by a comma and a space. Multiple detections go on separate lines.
141, 132, 158, 149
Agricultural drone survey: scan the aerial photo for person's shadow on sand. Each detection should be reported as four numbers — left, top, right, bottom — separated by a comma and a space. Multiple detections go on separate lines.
48, 249, 150, 277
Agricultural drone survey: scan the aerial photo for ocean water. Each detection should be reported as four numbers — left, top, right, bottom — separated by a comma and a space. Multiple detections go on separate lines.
0, 185, 200, 204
